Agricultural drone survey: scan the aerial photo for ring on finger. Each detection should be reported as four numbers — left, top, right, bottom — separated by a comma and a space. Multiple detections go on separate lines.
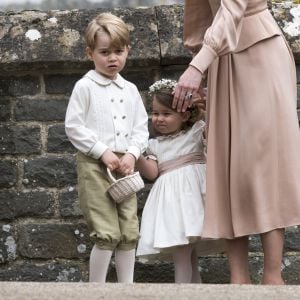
185, 92, 193, 100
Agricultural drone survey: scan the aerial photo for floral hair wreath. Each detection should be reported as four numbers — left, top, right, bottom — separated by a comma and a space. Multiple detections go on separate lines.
148, 78, 177, 96
148, 78, 200, 125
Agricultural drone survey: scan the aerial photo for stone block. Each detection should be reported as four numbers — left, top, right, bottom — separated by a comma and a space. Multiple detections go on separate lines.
0, 99, 11, 122
0, 8, 159, 71
0, 125, 41, 154
0, 224, 17, 264
24, 155, 77, 187
15, 98, 68, 121
198, 257, 230, 284
131, 260, 174, 283
140, 92, 152, 114
137, 183, 151, 219
18, 223, 92, 259
122, 70, 156, 91
0, 160, 17, 188
248, 234, 262, 252
155, 5, 190, 65
0, 4, 298, 72
0, 262, 85, 282
47, 124, 76, 153
160, 66, 187, 81
0, 76, 40, 96
0, 190, 54, 220
284, 226, 300, 251
59, 189, 82, 217
44, 74, 82, 95
282, 255, 300, 284
237, 229, 300, 253
133, 256, 230, 284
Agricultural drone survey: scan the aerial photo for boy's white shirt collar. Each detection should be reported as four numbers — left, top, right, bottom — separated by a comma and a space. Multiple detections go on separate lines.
84, 70, 125, 89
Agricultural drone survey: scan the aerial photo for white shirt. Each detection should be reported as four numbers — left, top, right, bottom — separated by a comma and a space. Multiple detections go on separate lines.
65, 70, 149, 160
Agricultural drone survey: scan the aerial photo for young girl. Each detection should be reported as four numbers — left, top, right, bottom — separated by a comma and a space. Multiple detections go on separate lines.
136, 79, 224, 283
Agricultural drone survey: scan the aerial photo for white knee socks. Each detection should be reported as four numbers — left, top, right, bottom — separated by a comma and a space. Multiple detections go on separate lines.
89, 245, 136, 283
173, 244, 202, 283
89, 244, 202, 283
191, 247, 202, 283
173, 244, 193, 283
115, 249, 136, 283
89, 244, 113, 283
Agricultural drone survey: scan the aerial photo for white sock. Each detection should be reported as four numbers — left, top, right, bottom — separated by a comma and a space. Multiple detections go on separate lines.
115, 249, 136, 283
191, 247, 202, 283
89, 244, 113, 283
172, 244, 194, 283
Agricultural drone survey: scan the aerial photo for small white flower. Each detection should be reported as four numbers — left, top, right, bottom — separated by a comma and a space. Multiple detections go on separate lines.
148, 78, 177, 95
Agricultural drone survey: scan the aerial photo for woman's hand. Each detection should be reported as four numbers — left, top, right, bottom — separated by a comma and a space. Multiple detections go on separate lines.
173, 65, 203, 112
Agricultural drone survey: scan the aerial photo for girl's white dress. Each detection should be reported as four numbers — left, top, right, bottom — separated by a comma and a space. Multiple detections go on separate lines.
137, 120, 223, 258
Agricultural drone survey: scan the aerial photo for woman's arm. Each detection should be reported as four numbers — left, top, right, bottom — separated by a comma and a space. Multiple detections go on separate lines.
173, 0, 249, 111
189, 0, 248, 74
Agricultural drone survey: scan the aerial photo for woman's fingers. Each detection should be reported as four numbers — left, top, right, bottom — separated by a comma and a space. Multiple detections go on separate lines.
173, 84, 194, 112
182, 92, 193, 112
172, 66, 203, 112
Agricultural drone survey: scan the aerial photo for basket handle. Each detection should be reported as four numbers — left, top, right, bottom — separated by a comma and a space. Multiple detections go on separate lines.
107, 167, 117, 183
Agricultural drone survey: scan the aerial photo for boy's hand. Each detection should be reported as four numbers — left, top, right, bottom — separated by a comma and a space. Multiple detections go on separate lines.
100, 149, 120, 171
118, 153, 136, 175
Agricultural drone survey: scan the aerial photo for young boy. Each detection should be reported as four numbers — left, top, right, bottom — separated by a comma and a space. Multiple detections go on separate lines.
65, 12, 149, 283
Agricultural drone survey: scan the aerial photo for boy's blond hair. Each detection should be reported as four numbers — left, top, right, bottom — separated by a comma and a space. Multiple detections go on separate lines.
85, 12, 130, 50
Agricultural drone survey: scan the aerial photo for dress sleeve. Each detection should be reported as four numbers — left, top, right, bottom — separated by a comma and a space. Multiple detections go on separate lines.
191, 120, 207, 156
188, 0, 248, 74
145, 139, 158, 158
191, 120, 206, 135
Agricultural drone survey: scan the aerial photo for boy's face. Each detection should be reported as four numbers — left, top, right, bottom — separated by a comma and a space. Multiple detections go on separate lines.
86, 32, 129, 80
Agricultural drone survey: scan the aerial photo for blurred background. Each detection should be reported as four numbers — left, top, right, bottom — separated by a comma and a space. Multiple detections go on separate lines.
0, 0, 184, 11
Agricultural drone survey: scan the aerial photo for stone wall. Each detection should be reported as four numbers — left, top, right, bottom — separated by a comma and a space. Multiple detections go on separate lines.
0, 2, 300, 283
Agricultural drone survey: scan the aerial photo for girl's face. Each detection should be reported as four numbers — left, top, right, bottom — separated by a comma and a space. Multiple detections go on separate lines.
151, 97, 189, 136
86, 31, 129, 79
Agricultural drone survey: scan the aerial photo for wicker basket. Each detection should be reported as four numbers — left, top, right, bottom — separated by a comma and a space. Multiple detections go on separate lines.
106, 168, 145, 203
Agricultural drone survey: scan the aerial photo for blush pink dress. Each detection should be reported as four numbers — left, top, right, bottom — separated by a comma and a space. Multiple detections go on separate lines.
184, 0, 300, 238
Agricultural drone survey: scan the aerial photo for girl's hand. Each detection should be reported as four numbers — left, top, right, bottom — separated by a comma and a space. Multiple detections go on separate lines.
193, 87, 207, 111
136, 155, 158, 181
100, 149, 120, 171
173, 65, 203, 112
118, 153, 136, 175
